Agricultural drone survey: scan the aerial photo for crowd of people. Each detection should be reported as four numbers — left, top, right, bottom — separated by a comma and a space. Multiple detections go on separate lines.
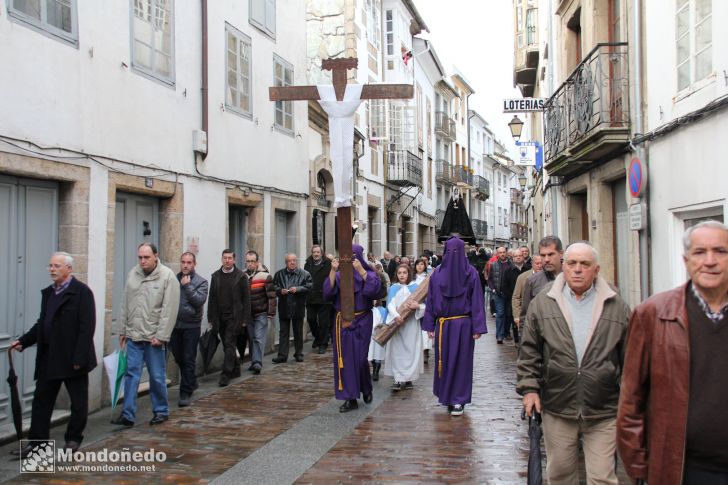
10, 220, 728, 485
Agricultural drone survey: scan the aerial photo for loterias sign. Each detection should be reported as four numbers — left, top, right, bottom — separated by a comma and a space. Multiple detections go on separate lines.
502, 98, 545, 113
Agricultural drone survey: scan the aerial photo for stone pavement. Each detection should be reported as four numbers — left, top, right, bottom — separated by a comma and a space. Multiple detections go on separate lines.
0, 315, 630, 484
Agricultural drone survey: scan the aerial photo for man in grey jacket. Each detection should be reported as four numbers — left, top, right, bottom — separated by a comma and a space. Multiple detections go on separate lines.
114, 242, 180, 427
517, 242, 630, 485
272, 254, 312, 363
170, 252, 208, 407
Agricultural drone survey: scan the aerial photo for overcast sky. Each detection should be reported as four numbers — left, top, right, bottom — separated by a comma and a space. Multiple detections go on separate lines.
413, 0, 521, 155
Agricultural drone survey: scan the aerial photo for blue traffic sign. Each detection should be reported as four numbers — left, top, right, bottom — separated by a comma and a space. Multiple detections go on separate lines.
628, 158, 643, 198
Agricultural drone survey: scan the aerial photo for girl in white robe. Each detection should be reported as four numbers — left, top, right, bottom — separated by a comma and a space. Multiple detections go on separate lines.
384, 264, 425, 390
414, 258, 433, 364
368, 306, 387, 380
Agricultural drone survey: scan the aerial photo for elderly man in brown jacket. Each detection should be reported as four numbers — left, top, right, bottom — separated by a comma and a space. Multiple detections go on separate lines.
618, 220, 728, 485
518, 242, 631, 485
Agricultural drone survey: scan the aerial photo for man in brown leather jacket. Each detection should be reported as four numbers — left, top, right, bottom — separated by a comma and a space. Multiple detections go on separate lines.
618, 221, 728, 485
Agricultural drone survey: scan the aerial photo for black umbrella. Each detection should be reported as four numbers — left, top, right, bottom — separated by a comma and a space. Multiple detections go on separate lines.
7, 350, 23, 441
198, 329, 220, 374
522, 407, 543, 485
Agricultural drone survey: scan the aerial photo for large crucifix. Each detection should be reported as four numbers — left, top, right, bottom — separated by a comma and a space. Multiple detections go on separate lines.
270, 57, 413, 325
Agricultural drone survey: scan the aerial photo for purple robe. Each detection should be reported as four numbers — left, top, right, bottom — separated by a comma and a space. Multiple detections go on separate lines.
323, 269, 381, 400
422, 244, 487, 406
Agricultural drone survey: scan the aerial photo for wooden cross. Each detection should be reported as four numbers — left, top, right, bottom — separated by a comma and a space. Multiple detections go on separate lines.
270, 57, 413, 325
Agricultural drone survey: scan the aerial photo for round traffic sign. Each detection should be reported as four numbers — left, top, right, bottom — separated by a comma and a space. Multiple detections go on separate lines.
628, 158, 643, 198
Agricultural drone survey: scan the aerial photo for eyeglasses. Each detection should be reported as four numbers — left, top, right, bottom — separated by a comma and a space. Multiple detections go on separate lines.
46, 264, 68, 270
245, 260, 257, 263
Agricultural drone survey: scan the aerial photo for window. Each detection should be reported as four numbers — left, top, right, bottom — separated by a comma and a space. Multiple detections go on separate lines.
132, 0, 174, 83
426, 97, 432, 157
385, 10, 393, 56
526, 9, 537, 45
416, 83, 423, 148
225, 24, 252, 117
498, 207, 503, 226
366, 0, 381, 50
676, 0, 712, 92
516, 0, 524, 48
250, 0, 275, 39
273, 55, 293, 133
504, 209, 509, 226
8, 0, 78, 45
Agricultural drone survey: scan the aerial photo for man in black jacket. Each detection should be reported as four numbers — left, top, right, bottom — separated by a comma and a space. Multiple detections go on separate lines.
171, 252, 208, 407
208, 249, 251, 387
273, 254, 312, 363
488, 247, 514, 344
304, 245, 332, 354
502, 248, 528, 344
12, 252, 96, 454
380, 250, 397, 282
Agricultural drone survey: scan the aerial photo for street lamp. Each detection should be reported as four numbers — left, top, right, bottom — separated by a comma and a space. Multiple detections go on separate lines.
518, 173, 527, 189
508, 115, 524, 142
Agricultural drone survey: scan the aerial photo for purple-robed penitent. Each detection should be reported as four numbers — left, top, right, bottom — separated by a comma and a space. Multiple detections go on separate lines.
323, 244, 381, 400
422, 237, 487, 406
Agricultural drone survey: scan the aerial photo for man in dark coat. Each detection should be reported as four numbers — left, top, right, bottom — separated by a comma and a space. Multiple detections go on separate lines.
380, 250, 398, 282
171, 252, 208, 407
273, 254, 312, 363
502, 248, 528, 344
488, 247, 514, 344
304, 245, 332, 354
208, 249, 251, 387
12, 252, 96, 453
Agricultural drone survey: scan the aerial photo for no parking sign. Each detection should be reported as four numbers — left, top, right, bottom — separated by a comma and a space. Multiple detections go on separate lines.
628, 158, 645, 198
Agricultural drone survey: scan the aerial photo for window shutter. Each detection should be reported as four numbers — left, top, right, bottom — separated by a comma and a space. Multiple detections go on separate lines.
265, 0, 276, 36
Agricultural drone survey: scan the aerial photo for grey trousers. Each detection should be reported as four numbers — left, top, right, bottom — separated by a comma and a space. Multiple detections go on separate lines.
249, 313, 269, 366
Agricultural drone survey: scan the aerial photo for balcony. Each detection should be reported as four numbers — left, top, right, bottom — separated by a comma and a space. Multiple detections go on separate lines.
543, 43, 630, 176
472, 219, 488, 239
473, 175, 490, 200
435, 111, 456, 141
510, 223, 528, 240
451, 165, 472, 187
387, 150, 423, 188
510, 187, 524, 205
513, 9, 539, 97
435, 159, 453, 185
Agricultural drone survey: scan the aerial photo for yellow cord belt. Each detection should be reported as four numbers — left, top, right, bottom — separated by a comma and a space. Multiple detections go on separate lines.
437, 315, 469, 378
335, 310, 367, 391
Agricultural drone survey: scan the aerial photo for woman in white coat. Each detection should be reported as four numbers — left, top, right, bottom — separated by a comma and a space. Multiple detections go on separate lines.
384, 264, 425, 391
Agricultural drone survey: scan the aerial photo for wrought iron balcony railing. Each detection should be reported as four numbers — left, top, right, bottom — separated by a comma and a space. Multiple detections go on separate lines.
473, 175, 490, 200
435, 159, 453, 185
510, 223, 528, 240
387, 149, 423, 188
510, 187, 524, 205
435, 111, 456, 141
452, 165, 472, 186
543, 43, 630, 174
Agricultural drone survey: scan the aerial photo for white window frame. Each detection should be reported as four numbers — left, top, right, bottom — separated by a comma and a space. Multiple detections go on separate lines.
7, 0, 79, 46
675, 0, 712, 94
225, 23, 252, 119
273, 54, 294, 135
366, 0, 381, 51
250, 0, 275, 39
130, 0, 175, 85
385, 9, 394, 57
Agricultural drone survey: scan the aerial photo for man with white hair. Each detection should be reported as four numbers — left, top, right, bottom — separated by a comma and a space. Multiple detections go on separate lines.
618, 220, 728, 485
12, 252, 97, 455
517, 242, 631, 485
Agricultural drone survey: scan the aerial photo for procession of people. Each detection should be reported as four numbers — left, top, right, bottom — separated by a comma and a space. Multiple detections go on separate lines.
9, 219, 728, 484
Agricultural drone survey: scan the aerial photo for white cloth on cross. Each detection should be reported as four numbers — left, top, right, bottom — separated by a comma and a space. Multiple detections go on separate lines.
317, 84, 364, 208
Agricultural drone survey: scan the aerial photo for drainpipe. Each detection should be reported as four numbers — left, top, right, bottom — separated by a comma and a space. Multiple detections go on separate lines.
547, 0, 558, 237
201, 0, 209, 161
633, 0, 650, 298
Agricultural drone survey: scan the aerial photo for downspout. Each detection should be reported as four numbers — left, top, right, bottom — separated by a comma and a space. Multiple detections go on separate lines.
201, 0, 209, 161
633, 0, 650, 298
466, 101, 474, 228
548, 0, 558, 237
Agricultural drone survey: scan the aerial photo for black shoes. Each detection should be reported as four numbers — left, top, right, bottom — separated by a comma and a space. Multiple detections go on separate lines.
423, 349, 430, 365
339, 400, 359, 413
318, 346, 326, 354
497, 339, 504, 345
363, 391, 373, 404
149, 413, 168, 425
371, 361, 381, 381
403, 381, 414, 390
111, 416, 134, 427
450, 404, 464, 416
64, 441, 80, 452
179, 393, 191, 407
219, 374, 230, 387
391, 382, 402, 391
272, 356, 287, 364
294, 355, 304, 363
251, 363, 262, 374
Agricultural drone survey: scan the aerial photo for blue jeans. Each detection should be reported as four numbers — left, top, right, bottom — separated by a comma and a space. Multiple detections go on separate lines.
249, 313, 269, 366
170, 327, 200, 396
494, 294, 507, 340
122, 340, 169, 421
